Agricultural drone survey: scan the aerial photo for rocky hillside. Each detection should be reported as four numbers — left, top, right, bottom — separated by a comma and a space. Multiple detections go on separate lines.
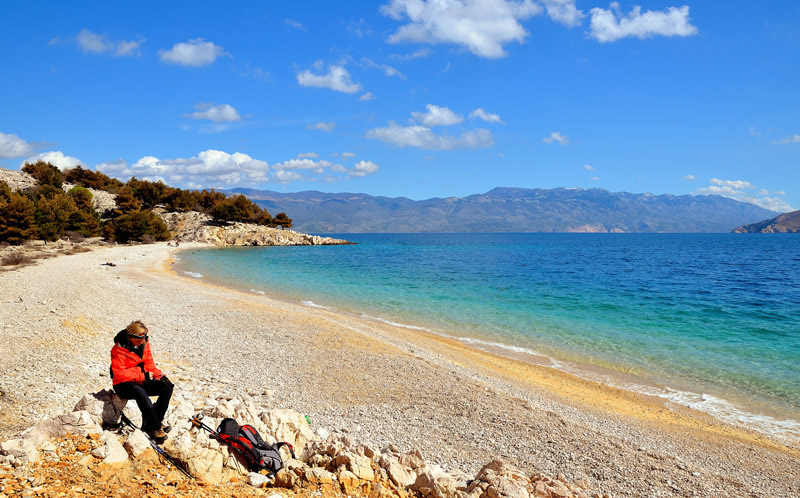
227, 187, 778, 234
0, 382, 595, 498
732, 210, 800, 233
0, 168, 116, 213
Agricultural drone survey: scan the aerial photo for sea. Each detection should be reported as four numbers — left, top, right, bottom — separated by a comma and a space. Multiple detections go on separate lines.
175, 233, 800, 444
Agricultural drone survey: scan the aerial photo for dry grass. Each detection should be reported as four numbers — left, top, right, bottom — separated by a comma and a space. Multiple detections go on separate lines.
65, 246, 92, 255
1, 252, 36, 266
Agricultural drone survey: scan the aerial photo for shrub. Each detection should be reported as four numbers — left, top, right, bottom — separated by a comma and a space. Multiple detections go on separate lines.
64, 166, 123, 192
110, 210, 171, 243
22, 161, 64, 188
0, 192, 36, 244
63, 231, 86, 243
1, 252, 35, 266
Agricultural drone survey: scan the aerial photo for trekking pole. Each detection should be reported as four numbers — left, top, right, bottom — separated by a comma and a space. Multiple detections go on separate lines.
120, 412, 194, 480
190, 413, 219, 437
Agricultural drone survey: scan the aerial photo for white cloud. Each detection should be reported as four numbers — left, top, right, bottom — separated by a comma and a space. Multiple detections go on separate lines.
710, 178, 755, 190
381, 0, 542, 58
273, 158, 334, 171
21, 151, 83, 170
683, 174, 695, 180
591, 176, 599, 181
297, 64, 362, 93
350, 160, 380, 177
589, 3, 698, 43
341, 152, 357, 160
412, 104, 464, 126
362, 58, 406, 79
307, 122, 336, 132
271, 157, 380, 183
749, 125, 761, 137
696, 178, 794, 213
96, 150, 270, 188
469, 108, 504, 124
285, 18, 306, 31
584, 164, 595, 171
360, 92, 377, 101
776, 134, 800, 144
366, 122, 493, 150
0, 132, 35, 158
273, 170, 303, 184
297, 152, 319, 159
76, 29, 143, 56
542, 131, 569, 145
542, 0, 584, 27
185, 103, 242, 123
391, 47, 433, 60
159, 38, 227, 66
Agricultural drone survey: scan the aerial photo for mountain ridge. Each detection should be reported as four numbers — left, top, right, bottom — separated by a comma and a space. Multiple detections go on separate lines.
732, 210, 800, 233
222, 186, 779, 234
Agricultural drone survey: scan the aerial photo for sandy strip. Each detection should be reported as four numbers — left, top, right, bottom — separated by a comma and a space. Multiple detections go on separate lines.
1, 243, 799, 497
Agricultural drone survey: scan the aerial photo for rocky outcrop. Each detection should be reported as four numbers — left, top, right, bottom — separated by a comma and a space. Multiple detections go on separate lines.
0, 390, 596, 497
158, 210, 351, 246
732, 209, 800, 233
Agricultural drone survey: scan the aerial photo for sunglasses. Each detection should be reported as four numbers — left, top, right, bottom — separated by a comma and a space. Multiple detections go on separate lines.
128, 329, 149, 340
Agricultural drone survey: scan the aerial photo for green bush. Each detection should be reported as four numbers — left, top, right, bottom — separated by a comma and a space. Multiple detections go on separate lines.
109, 210, 171, 243
0, 192, 36, 245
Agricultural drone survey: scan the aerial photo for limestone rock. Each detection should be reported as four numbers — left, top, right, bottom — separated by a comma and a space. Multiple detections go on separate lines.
412, 465, 458, 498
387, 461, 417, 488
187, 447, 224, 484
304, 466, 336, 485
91, 431, 129, 464
124, 429, 151, 457
248, 471, 271, 488
334, 452, 375, 481
73, 390, 128, 427
260, 408, 316, 452
0, 438, 39, 466
158, 210, 351, 246
24, 410, 102, 446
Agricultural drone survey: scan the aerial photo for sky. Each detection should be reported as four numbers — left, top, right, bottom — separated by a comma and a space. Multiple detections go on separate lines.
0, 1, 798, 212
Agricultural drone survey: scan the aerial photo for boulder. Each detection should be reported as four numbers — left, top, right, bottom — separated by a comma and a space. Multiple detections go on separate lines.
186, 447, 224, 484
248, 471, 271, 488
303, 467, 336, 485
124, 429, 151, 457
73, 390, 128, 427
466, 460, 535, 498
24, 410, 102, 446
0, 438, 39, 466
338, 469, 363, 495
91, 431, 129, 464
334, 452, 375, 481
411, 465, 458, 498
260, 408, 315, 452
387, 461, 417, 488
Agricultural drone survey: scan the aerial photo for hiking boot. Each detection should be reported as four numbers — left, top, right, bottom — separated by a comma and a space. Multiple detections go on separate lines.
149, 428, 168, 444
161, 423, 172, 434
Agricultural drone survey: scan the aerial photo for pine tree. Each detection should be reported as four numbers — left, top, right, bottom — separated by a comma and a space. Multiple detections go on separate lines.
0, 192, 37, 244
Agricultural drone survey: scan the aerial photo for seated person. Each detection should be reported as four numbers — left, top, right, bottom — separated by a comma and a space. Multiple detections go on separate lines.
111, 320, 174, 443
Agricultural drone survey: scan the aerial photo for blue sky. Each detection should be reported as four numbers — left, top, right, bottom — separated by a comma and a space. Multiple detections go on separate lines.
0, 1, 798, 212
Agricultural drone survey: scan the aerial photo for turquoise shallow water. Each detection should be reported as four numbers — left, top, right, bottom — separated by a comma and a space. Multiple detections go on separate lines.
176, 233, 800, 442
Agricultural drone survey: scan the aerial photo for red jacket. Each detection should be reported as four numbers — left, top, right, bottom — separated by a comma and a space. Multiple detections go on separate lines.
111, 330, 162, 385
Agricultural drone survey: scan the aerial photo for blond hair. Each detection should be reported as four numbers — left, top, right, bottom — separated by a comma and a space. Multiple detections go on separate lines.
126, 320, 147, 336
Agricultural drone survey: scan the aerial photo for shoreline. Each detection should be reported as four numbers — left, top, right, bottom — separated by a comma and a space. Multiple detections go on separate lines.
1, 242, 799, 496
172, 246, 800, 448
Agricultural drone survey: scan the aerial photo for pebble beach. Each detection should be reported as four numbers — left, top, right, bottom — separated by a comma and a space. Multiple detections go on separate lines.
1, 243, 799, 497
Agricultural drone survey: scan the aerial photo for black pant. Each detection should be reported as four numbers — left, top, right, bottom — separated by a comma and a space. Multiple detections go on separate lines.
114, 378, 173, 432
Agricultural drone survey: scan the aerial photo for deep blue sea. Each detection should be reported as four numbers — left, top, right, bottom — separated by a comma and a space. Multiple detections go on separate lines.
176, 233, 800, 442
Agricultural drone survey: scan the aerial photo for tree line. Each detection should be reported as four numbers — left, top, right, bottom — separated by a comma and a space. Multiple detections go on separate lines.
0, 161, 292, 245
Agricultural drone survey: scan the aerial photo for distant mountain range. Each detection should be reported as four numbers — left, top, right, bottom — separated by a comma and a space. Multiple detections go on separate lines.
733, 210, 800, 233
223, 187, 779, 234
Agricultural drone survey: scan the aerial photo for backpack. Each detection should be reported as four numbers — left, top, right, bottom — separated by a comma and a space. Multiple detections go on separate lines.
215, 417, 295, 475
